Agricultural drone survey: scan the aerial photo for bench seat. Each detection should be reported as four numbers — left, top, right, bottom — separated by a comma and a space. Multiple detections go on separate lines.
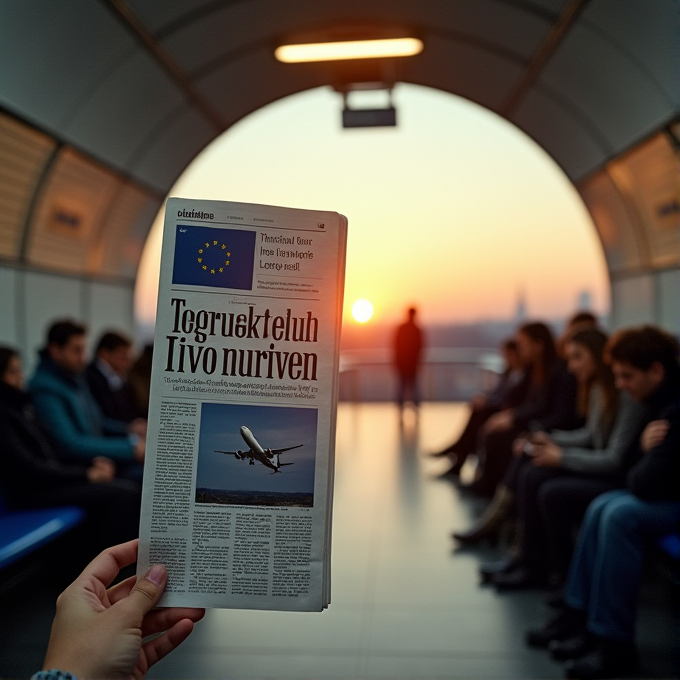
0, 506, 85, 569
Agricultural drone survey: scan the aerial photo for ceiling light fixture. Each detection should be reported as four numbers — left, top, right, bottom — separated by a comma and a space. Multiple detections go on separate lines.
275, 37, 423, 63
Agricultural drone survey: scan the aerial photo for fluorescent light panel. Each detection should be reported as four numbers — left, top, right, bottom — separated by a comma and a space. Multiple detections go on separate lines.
275, 38, 423, 63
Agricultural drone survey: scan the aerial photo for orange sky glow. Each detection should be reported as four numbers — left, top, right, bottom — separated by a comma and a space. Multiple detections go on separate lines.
135, 85, 609, 331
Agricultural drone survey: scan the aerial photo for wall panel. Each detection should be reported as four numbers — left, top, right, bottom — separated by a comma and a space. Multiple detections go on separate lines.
610, 275, 656, 330
26, 149, 121, 274
88, 281, 136, 346
657, 269, 680, 335
22, 271, 85, 373
0, 265, 18, 346
0, 113, 56, 258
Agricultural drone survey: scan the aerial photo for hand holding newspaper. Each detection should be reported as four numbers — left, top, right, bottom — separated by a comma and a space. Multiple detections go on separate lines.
137, 198, 347, 611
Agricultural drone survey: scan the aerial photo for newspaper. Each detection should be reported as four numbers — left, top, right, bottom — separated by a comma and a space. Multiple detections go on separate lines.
136, 197, 347, 611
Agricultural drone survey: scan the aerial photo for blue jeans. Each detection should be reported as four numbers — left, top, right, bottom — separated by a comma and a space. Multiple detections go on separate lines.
564, 489, 680, 641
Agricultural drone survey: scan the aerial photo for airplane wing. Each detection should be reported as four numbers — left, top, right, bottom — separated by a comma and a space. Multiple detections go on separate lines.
271, 444, 303, 455
214, 450, 241, 456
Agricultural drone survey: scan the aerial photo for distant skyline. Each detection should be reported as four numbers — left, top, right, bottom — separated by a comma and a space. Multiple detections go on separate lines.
135, 84, 609, 329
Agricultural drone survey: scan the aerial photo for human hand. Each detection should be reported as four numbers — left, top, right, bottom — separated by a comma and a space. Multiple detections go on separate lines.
129, 419, 148, 438
531, 438, 562, 467
43, 539, 205, 680
86, 457, 115, 484
640, 420, 669, 452
133, 440, 146, 463
486, 410, 514, 433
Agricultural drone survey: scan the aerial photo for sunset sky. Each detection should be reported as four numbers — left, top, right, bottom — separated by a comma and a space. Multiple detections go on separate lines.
135, 84, 609, 329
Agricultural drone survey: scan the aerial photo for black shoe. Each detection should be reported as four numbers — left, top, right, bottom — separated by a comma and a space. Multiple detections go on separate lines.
479, 556, 520, 583
564, 639, 638, 679
525, 607, 587, 648
493, 565, 547, 591
545, 587, 566, 609
549, 631, 594, 660
451, 524, 499, 546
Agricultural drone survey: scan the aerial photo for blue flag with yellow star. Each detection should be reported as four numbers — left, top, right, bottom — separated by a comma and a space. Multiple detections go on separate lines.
172, 225, 256, 290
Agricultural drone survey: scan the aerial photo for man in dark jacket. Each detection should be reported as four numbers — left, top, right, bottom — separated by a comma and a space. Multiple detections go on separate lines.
526, 326, 680, 679
86, 330, 139, 423
393, 307, 424, 410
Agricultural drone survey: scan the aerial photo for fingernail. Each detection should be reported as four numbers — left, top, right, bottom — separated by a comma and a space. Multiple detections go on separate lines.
146, 564, 165, 586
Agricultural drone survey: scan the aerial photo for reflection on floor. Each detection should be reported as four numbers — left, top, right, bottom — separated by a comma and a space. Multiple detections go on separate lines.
1, 403, 676, 679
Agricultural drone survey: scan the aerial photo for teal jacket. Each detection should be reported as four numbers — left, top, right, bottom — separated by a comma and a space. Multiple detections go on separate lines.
28, 352, 135, 461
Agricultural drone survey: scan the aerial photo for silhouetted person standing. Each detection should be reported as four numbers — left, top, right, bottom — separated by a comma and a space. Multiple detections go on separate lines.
394, 307, 424, 409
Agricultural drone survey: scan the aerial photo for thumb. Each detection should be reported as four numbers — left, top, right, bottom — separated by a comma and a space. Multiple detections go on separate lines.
122, 565, 167, 618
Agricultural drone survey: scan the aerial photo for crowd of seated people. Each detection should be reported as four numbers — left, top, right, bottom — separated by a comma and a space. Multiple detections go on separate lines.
0, 319, 152, 560
438, 317, 679, 679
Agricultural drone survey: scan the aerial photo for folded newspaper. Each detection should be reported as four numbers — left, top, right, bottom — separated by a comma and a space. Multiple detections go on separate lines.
137, 197, 347, 611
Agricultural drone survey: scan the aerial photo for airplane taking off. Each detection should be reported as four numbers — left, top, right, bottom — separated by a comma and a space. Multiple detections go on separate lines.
215, 426, 302, 473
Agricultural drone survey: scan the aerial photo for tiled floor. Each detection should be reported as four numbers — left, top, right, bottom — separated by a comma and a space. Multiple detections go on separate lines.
2, 403, 677, 679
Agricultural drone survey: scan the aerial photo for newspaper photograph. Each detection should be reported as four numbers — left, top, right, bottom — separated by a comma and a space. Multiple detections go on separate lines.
136, 197, 347, 612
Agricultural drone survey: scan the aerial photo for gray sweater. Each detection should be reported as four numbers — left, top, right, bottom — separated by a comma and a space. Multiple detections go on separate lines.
552, 387, 647, 476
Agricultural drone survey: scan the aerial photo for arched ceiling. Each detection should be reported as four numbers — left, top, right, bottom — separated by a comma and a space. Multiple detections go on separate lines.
0, 0, 677, 283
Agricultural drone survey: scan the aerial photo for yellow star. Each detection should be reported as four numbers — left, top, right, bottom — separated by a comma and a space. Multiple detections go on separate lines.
219, 267, 224, 272
227, 252, 231, 257
205, 242, 210, 248
221, 244, 226, 250
202, 265, 207, 270
211, 269, 215, 274
197, 257, 202, 263
225, 260, 230, 266
213, 240, 218, 245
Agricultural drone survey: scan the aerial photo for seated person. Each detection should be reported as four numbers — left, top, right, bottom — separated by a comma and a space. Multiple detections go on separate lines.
0, 347, 141, 558
29, 320, 145, 480
556, 311, 599, 358
86, 330, 140, 424
525, 325, 680, 679
465, 321, 579, 497
126, 343, 154, 419
432, 338, 527, 477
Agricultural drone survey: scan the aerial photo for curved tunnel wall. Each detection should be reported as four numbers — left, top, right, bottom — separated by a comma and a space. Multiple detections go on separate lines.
0, 0, 677, 366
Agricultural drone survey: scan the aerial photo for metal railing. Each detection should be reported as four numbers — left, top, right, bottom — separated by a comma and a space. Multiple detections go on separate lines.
338, 348, 503, 402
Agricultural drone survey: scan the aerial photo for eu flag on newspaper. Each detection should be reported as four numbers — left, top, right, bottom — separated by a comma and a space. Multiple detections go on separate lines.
172, 225, 256, 290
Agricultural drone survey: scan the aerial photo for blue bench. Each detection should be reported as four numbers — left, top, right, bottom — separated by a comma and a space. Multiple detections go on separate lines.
657, 533, 680, 561
0, 490, 85, 570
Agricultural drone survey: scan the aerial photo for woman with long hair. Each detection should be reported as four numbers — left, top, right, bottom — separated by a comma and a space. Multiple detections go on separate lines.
432, 338, 527, 477
463, 322, 579, 499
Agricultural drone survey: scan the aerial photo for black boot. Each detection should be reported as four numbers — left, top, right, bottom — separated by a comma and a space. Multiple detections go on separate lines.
479, 555, 520, 583
564, 637, 639, 679
525, 607, 587, 648
492, 563, 548, 590
452, 486, 514, 546
549, 631, 595, 660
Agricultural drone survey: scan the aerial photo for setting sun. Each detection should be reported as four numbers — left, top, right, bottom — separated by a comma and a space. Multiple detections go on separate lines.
352, 299, 374, 323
